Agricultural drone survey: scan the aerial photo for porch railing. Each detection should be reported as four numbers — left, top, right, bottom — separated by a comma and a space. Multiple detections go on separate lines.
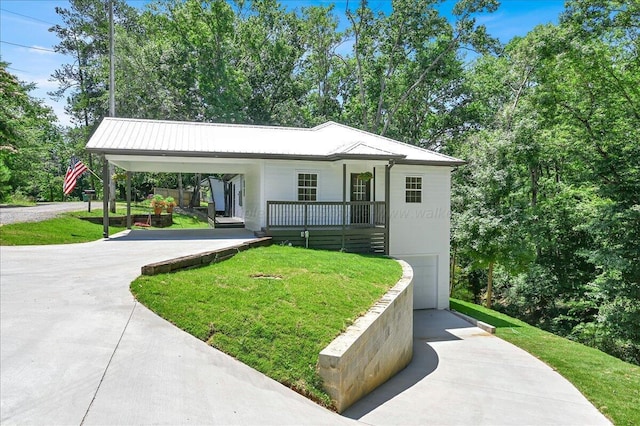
266, 201, 386, 229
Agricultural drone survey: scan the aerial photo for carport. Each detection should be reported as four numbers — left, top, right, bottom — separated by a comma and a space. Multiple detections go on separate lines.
86, 120, 259, 237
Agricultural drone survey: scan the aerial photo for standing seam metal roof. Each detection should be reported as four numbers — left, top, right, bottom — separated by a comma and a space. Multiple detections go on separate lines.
86, 117, 465, 165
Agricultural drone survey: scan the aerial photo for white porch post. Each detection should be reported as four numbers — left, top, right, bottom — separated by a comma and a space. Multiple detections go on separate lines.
102, 157, 110, 238
342, 163, 347, 250
126, 171, 132, 229
384, 161, 394, 255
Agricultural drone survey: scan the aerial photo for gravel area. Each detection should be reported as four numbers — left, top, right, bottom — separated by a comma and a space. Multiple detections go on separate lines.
0, 202, 91, 225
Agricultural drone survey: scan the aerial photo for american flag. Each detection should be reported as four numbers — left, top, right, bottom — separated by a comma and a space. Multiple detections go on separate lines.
62, 156, 88, 195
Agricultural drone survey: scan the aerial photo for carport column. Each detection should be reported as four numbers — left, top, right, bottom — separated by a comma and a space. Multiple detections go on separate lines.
342, 163, 346, 250
102, 157, 109, 238
126, 171, 132, 229
384, 161, 394, 255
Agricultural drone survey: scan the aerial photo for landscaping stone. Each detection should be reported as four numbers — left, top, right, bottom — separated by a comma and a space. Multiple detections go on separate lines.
140, 237, 273, 276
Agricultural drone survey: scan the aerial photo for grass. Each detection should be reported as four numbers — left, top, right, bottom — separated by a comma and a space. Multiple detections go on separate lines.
0, 216, 126, 245
131, 245, 403, 407
67, 205, 209, 229
0, 204, 209, 245
65, 204, 150, 218
450, 298, 640, 425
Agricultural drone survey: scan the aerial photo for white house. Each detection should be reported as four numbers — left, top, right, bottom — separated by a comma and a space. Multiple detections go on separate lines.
86, 118, 464, 310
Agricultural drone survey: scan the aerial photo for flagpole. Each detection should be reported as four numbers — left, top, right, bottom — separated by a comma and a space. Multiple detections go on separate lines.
87, 167, 103, 183
108, 0, 116, 215
104, 0, 116, 238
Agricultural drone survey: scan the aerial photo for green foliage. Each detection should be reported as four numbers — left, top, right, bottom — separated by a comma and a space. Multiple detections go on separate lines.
131, 245, 402, 407
451, 299, 640, 425
450, 0, 639, 366
0, 63, 67, 202
6, 190, 37, 206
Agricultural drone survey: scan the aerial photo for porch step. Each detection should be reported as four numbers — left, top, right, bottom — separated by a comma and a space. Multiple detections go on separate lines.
215, 222, 245, 229
214, 216, 245, 229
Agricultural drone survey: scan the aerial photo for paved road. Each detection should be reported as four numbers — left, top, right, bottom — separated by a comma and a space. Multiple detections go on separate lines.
0, 202, 88, 225
0, 228, 610, 425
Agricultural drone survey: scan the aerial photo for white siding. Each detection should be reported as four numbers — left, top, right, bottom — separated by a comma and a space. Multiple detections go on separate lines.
229, 175, 244, 220
244, 162, 263, 232
263, 160, 343, 203
209, 178, 225, 211
389, 165, 452, 310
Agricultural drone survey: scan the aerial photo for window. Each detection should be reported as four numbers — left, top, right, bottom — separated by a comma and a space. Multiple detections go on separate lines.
405, 176, 422, 203
298, 173, 317, 201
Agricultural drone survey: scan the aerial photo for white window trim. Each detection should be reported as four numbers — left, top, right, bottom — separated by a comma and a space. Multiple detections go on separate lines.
295, 170, 320, 202
405, 175, 423, 204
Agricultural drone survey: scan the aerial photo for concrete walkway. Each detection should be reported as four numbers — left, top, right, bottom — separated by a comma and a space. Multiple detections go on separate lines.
0, 229, 354, 425
1, 229, 610, 425
344, 310, 611, 425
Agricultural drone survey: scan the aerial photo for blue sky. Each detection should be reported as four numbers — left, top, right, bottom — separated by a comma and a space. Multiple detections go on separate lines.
0, 0, 566, 126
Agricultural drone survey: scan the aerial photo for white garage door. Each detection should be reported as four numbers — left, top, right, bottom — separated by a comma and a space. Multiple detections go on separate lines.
400, 255, 438, 310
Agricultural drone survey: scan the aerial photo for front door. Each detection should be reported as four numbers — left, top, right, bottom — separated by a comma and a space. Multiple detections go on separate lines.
350, 173, 371, 224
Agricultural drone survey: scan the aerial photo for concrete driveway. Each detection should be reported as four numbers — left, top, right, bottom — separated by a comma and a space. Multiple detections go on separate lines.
344, 310, 611, 425
0, 229, 354, 425
1, 229, 610, 425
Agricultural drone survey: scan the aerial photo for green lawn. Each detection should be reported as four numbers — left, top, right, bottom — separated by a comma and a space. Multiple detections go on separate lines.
0, 205, 208, 245
0, 216, 126, 245
131, 245, 403, 407
450, 299, 640, 425
66, 205, 209, 229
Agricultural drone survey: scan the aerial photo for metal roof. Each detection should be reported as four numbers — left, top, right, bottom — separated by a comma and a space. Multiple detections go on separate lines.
86, 118, 465, 166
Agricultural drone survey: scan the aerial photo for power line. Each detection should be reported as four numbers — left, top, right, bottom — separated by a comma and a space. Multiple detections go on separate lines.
6, 65, 29, 73
0, 40, 57, 53
0, 8, 57, 26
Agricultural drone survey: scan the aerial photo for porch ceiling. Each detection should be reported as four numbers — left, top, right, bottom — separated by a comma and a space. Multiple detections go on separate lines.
106, 154, 257, 173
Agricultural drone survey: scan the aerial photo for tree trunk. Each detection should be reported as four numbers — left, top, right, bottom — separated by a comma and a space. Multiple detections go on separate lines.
486, 261, 494, 309
189, 173, 201, 208
109, 163, 116, 213
450, 244, 457, 295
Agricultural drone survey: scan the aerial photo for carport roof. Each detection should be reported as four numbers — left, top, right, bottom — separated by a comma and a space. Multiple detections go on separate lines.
86, 117, 465, 166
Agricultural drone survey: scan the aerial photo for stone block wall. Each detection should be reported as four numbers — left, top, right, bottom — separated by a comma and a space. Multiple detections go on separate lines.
140, 237, 272, 275
318, 260, 413, 413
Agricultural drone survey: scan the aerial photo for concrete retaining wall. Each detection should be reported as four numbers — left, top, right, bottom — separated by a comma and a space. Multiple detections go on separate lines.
141, 237, 272, 275
318, 260, 413, 413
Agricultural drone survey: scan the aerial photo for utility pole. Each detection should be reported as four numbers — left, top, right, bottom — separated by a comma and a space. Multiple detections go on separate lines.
108, 0, 117, 213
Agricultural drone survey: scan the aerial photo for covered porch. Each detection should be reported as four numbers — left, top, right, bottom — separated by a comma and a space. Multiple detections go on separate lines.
265, 200, 387, 253
98, 159, 392, 254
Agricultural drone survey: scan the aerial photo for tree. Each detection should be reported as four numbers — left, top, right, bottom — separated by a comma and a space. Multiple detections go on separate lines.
452, 1, 639, 364
344, 0, 499, 144
0, 63, 65, 202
